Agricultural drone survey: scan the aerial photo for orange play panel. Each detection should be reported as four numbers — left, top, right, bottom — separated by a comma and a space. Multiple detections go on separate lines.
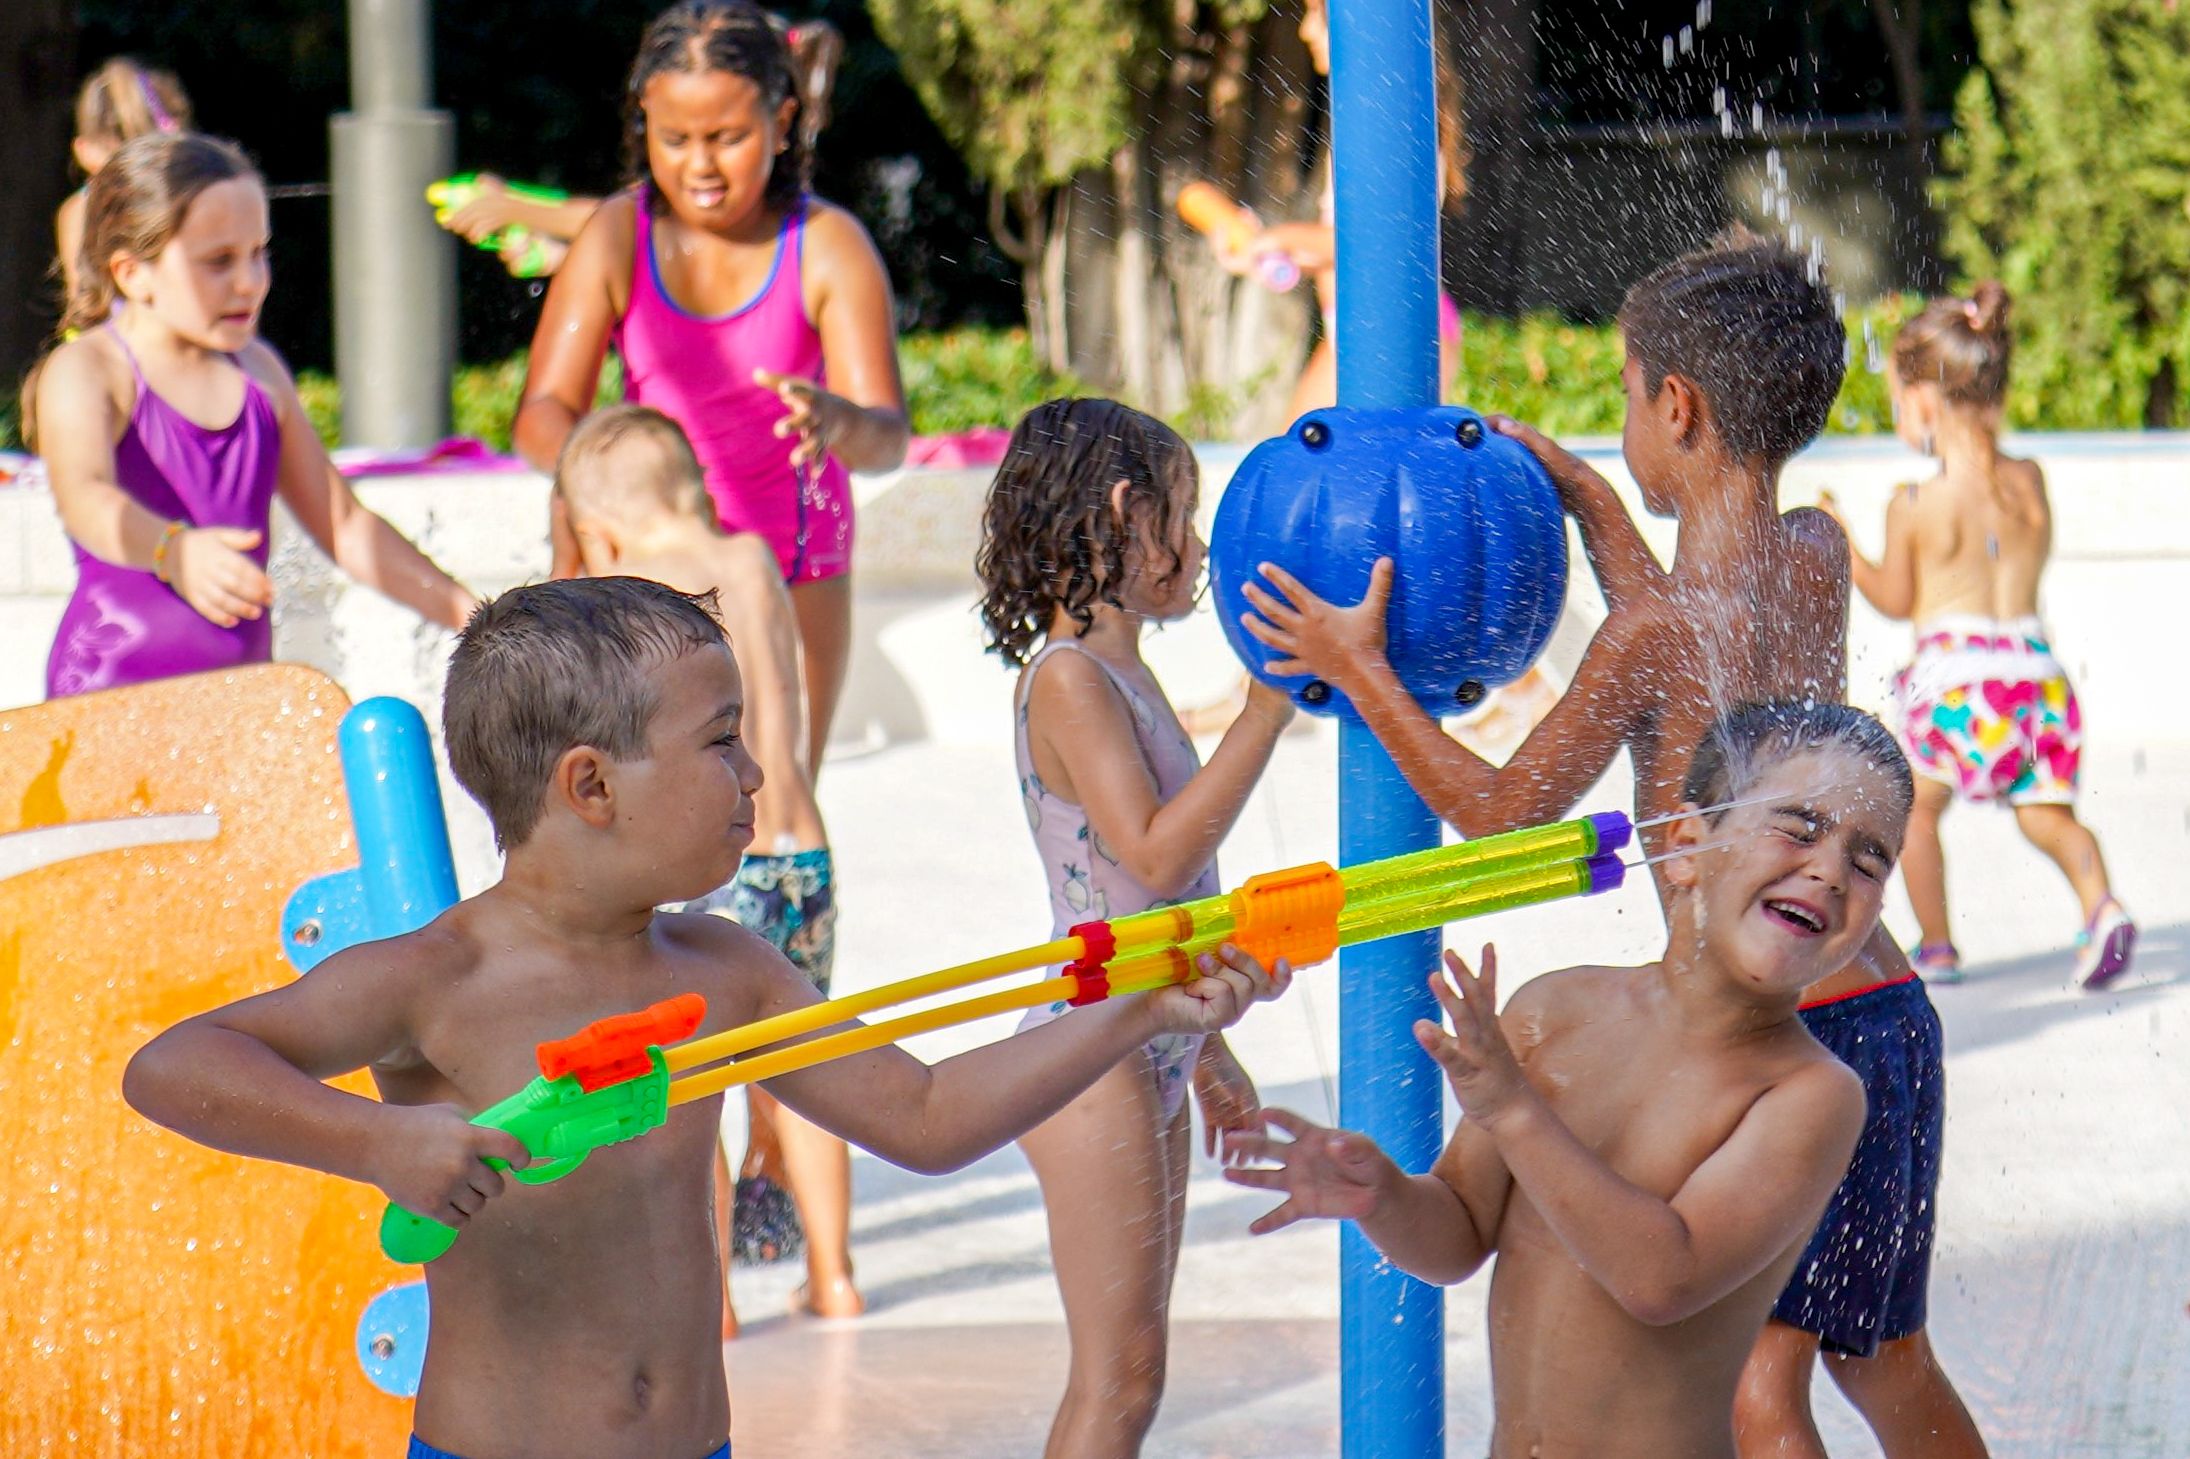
0, 666, 412, 1457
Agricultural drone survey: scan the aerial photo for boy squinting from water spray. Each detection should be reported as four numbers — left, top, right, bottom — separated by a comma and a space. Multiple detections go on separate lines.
1227, 703, 1909, 1459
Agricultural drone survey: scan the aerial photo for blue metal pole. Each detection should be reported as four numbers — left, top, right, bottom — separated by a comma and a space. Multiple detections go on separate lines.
1329, 1, 1446, 1454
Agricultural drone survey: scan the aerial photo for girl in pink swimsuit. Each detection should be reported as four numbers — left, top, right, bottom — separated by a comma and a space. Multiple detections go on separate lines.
979, 398, 1297, 1457
516, 0, 907, 773
25, 131, 474, 699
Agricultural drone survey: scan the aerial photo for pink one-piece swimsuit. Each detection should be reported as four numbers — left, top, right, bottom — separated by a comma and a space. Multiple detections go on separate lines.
615, 186, 854, 584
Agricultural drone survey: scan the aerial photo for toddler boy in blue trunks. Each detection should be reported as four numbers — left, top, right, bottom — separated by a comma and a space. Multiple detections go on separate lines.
552, 403, 863, 1329
1737, 971, 1987, 1458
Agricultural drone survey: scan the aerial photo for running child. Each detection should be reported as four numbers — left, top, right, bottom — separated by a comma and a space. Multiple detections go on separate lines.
1241, 236, 1988, 1451
1225, 701, 1900, 1459
124, 574, 1290, 1459
514, 0, 904, 775
25, 132, 474, 699
1821, 281, 2134, 991
55, 58, 192, 298
977, 398, 1296, 1458
553, 403, 860, 1330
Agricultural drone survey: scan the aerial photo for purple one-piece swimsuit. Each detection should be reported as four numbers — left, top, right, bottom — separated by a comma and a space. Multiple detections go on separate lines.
45, 328, 282, 699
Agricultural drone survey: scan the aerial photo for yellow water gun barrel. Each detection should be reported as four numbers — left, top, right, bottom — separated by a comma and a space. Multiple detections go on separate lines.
662, 848, 1628, 1103
662, 811, 1631, 1077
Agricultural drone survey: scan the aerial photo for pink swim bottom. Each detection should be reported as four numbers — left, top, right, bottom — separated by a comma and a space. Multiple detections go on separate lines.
709, 467, 854, 585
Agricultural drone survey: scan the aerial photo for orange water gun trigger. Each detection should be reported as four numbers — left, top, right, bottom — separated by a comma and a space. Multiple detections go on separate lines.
536, 993, 708, 1092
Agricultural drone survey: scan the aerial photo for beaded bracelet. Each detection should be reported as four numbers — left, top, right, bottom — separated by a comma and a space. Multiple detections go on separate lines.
151, 520, 185, 583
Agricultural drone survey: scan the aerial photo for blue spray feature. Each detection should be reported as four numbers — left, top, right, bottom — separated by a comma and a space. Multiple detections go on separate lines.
281, 695, 458, 972
1211, 406, 1566, 716
282, 696, 461, 1395
1330, 2, 1447, 1453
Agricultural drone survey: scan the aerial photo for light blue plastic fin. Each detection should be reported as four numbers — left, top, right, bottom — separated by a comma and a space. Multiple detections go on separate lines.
281, 696, 459, 974
356, 1280, 430, 1397
282, 868, 372, 973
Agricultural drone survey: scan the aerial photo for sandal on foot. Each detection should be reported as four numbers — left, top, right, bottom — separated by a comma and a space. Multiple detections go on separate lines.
1910, 942, 1963, 984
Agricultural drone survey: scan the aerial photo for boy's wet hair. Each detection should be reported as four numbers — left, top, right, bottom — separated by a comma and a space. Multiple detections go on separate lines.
1892, 280, 2012, 409
445, 578, 727, 850
1683, 700, 1914, 823
1618, 234, 1847, 467
976, 397, 1198, 667
554, 403, 714, 527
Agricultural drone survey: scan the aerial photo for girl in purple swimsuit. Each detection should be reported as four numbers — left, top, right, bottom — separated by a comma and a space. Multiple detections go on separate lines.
24, 132, 475, 700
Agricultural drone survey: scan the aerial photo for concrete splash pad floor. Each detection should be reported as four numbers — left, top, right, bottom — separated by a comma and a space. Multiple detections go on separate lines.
713, 726, 2190, 1457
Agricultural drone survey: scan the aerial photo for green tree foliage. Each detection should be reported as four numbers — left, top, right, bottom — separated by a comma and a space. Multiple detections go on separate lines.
867, 0, 1315, 434
1938, 0, 2190, 428
869, 1, 1152, 197
868, 1, 1275, 195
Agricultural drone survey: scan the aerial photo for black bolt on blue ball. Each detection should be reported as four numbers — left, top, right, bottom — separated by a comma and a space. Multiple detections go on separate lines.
1212, 405, 1567, 719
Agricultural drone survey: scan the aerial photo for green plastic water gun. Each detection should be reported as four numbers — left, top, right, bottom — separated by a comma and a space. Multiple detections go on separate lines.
378, 993, 706, 1263
424, 173, 571, 279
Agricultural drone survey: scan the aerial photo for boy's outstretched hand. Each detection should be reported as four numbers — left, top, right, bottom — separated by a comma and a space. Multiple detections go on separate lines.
1488, 414, 1601, 502
369, 1103, 532, 1230
1417, 946, 1532, 1130
1148, 942, 1293, 1035
1239, 558, 1395, 694
1221, 1108, 1397, 1234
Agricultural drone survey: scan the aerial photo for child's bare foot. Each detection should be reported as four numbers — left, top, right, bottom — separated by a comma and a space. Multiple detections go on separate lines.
1181, 672, 1313, 739
791, 1274, 866, 1320
1452, 663, 1562, 764
1179, 674, 1251, 738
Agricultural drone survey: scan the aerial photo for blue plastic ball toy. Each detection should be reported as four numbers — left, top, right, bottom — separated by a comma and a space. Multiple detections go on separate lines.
1211, 406, 1567, 718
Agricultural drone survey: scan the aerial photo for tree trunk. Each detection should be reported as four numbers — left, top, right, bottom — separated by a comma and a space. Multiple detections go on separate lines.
1447, 0, 1540, 316
1112, 143, 1154, 406
1869, 0, 1945, 289
1002, 4, 1317, 438
0, 0, 77, 408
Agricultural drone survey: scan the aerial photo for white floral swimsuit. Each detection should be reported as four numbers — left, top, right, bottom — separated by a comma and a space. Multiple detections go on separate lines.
1012, 640, 1216, 1123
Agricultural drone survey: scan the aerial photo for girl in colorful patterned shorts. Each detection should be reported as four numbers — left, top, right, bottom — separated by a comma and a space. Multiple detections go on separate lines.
1825, 281, 2134, 990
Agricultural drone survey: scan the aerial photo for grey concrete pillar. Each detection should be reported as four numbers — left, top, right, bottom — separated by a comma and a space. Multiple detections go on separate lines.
330, 0, 454, 449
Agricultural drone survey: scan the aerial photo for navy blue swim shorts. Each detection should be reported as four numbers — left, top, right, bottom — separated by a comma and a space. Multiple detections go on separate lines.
1770, 973, 1946, 1359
